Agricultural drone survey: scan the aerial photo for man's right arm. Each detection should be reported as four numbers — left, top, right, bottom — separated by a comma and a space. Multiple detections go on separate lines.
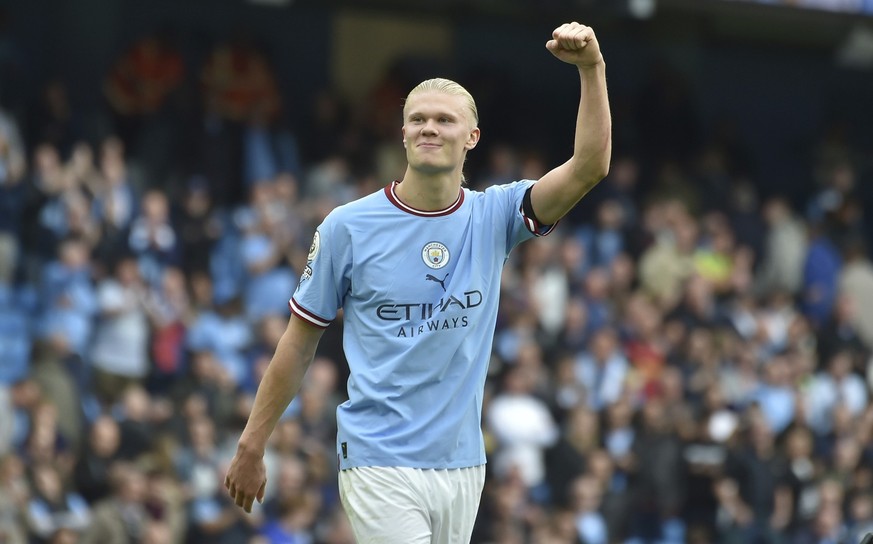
225, 314, 325, 512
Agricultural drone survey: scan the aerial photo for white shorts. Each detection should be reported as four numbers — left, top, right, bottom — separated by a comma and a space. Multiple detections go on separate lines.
338, 465, 486, 544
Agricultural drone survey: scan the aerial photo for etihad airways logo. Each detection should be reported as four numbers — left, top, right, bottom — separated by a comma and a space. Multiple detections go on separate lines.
375, 290, 483, 338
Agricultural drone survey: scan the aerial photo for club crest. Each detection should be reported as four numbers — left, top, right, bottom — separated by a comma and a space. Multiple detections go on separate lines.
422, 242, 450, 269
308, 231, 320, 262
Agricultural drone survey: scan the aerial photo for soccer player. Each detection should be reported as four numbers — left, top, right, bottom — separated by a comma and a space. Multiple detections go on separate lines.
225, 21, 611, 543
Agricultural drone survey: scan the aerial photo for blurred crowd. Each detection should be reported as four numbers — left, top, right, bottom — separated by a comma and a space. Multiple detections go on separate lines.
727, 0, 873, 15
1, 25, 873, 544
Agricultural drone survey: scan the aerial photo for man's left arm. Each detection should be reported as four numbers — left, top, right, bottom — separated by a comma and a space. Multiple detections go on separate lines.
531, 22, 612, 226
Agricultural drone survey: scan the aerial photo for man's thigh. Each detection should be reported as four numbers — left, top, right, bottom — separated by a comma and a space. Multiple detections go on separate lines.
338, 465, 485, 544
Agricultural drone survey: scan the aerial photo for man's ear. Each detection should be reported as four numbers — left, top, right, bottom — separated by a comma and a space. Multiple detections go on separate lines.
402, 126, 407, 147
466, 127, 481, 150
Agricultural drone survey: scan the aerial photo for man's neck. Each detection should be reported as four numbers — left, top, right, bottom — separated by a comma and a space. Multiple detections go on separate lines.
395, 169, 463, 211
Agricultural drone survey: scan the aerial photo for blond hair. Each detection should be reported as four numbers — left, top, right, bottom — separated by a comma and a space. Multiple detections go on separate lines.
403, 78, 479, 126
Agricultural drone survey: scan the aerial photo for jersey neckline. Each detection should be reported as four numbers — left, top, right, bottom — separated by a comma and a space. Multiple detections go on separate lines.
383, 180, 465, 217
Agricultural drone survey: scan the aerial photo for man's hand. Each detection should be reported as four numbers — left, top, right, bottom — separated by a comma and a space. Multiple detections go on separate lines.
546, 22, 603, 68
224, 445, 267, 513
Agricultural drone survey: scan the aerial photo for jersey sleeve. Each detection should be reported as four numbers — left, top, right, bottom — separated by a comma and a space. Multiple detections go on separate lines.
288, 213, 350, 328
485, 179, 557, 256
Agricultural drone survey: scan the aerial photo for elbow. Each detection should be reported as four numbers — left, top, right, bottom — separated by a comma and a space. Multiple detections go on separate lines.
573, 158, 610, 187
592, 159, 610, 182
575, 140, 611, 184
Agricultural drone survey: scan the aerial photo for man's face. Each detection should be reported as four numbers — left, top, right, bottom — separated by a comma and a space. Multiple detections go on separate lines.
402, 91, 479, 176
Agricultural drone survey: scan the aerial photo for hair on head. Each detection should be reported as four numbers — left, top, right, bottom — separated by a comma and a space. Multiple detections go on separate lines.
404, 78, 478, 126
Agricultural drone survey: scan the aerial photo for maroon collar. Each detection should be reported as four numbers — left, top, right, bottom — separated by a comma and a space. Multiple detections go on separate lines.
383, 180, 464, 217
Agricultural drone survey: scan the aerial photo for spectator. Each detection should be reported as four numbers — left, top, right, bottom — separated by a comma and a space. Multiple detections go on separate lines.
816, 294, 868, 370
258, 477, 320, 544
185, 289, 253, 390
722, 416, 793, 544
128, 190, 181, 287
115, 386, 156, 461
803, 349, 868, 436
80, 462, 149, 544
142, 467, 187, 544
175, 175, 220, 276
570, 474, 608, 544
627, 397, 687, 543
89, 256, 150, 406
25, 463, 90, 541
837, 236, 873, 349
486, 364, 559, 494
0, 453, 28, 544
756, 197, 808, 296
144, 266, 192, 391
574, 327, 628, 412
187, 458, 261, 544
751, 355, 797, 435
638, 201, 699, 309
73, 416, 123, 504
800, 223, 842, 328
92, 137, 138, 267
544, 405, 600, 506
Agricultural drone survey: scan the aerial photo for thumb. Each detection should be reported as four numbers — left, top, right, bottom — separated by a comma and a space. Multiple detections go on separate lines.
546, 40, 558, 51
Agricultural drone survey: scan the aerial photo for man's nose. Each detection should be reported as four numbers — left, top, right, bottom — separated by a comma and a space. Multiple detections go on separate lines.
422, 120, 439, 134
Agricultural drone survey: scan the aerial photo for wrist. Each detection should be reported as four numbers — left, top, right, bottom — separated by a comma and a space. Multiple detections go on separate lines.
578, 57, 605, 70
237, 434, 267, 457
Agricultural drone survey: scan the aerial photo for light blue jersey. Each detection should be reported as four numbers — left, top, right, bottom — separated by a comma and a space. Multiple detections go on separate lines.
290, 180, 554, 470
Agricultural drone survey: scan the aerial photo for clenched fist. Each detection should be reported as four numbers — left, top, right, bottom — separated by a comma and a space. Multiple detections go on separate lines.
546, 22, 603, 68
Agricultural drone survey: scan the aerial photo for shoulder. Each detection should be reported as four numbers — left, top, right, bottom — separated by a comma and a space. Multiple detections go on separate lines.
322, 186, 390, 227
474, 179, 535, 197
468, 179, 537, 207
